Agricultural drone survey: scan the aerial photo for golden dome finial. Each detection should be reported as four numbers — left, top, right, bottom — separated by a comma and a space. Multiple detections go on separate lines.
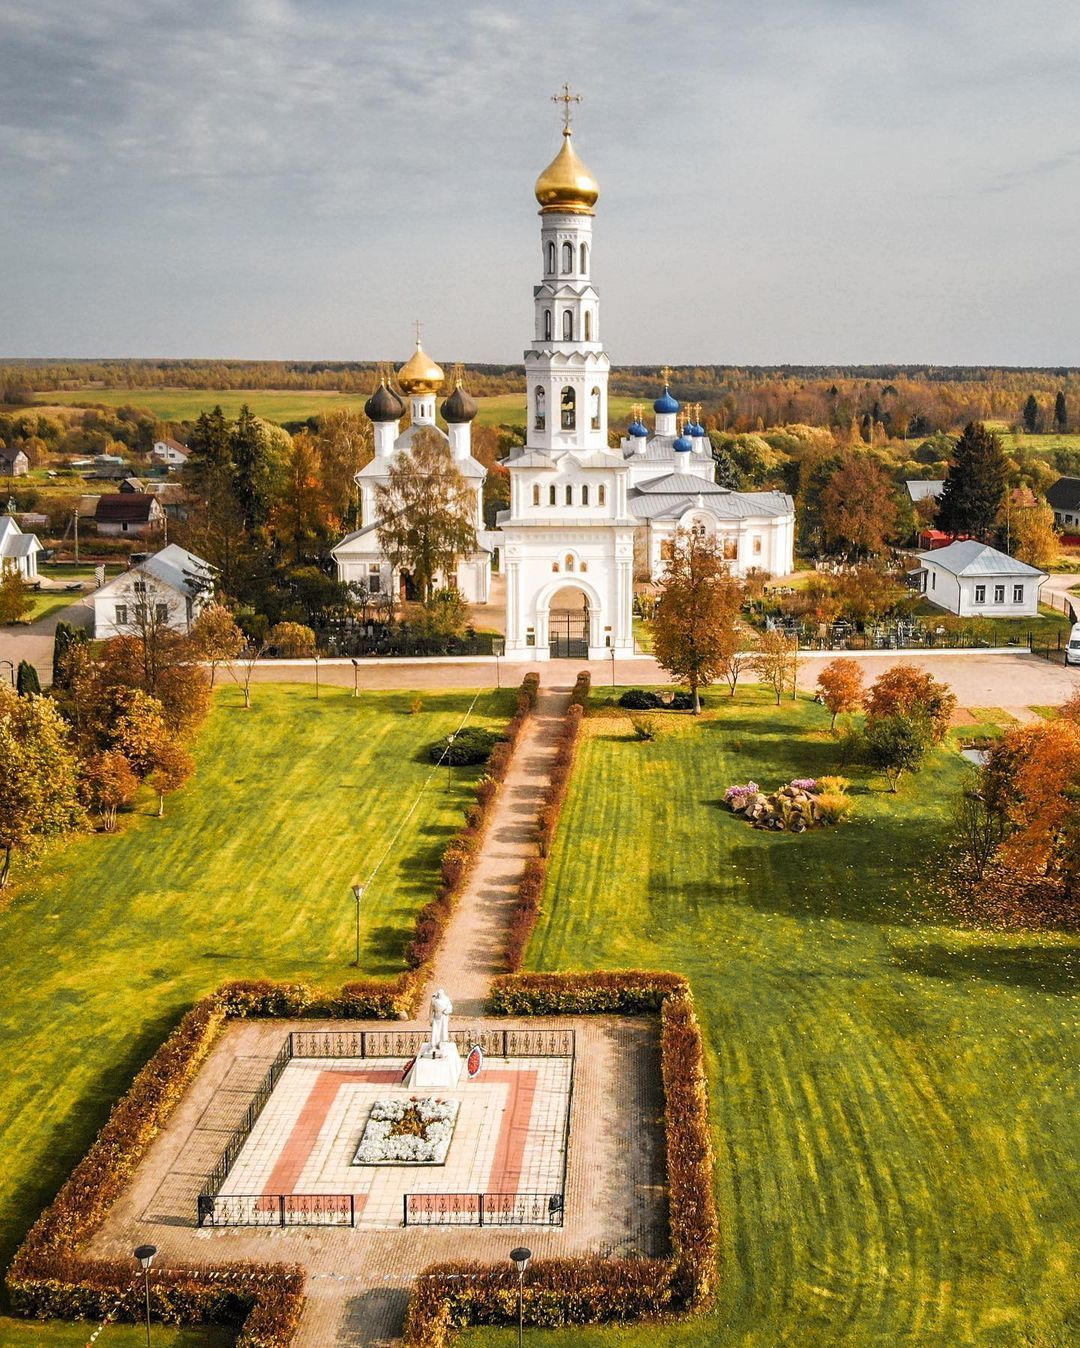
535, 85, 598, 215
397, 325, 444, 395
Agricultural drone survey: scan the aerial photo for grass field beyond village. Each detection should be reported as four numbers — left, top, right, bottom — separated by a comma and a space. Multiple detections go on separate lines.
464, 687, 1079, 1348
0, 684, 512, 1343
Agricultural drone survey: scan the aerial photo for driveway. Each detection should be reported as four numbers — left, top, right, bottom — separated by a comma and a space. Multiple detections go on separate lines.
0, 596, 92, 686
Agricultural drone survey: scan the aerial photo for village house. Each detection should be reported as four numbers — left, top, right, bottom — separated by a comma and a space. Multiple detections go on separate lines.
0, 514, 43, 579
1047, 476, 1080, 532
912, 539, 1047, 618
90, 543, 214, 639
0, 445, 30, 477
151, 437, 189, 469
95, 493, 165, 537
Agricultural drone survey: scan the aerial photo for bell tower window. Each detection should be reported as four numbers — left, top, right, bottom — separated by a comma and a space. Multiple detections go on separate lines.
543, 309, 552, 341
562, 241, 573, 272
565, 484, 573, 505
580, 242, 588, 271
584, 311, 592, 341
560, 386, 576, 430
582, 484, 589, 505
598, 484, 606, 506
562, 310, 573, 341
546, 241, 555, 273
532, 483, 540, 506
549, 484, 557, 506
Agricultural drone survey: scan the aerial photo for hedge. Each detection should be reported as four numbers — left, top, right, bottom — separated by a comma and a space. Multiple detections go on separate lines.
6, 677, 542, 1343
505, 671, 589, 971
403, 970, 718, 1346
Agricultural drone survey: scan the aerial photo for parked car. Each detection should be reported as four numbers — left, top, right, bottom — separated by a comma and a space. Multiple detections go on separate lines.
1066, 623, 1080, 667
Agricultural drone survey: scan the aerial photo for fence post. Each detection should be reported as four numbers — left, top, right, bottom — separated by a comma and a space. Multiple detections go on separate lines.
402, 1194, 408, 1227
479, 1193, 484, 1228
279, 1194, 286, 1227
350, 1194, 355, 1228
361, 1030, 367, 1060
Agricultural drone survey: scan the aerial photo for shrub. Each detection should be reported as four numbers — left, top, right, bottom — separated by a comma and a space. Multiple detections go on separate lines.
429, 726, 500, 766
630, 713, 668, 741
618, 688, 659, 710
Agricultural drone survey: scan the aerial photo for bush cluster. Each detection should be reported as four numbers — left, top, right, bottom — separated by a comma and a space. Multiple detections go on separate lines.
7, 679, 543, 1343
403, 970, 718, 1346
505, 672, 589, 971
428, 725, 501, 766
617, 688, 700, 711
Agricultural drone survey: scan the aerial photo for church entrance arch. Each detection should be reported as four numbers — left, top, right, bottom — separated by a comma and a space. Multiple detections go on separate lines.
546, 584, 591, 659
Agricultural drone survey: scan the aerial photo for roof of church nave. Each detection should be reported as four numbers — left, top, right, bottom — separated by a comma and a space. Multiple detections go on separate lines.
628, 481, 794, 522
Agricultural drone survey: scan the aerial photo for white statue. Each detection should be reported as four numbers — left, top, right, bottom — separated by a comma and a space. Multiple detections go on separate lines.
430, 988, 453, 1053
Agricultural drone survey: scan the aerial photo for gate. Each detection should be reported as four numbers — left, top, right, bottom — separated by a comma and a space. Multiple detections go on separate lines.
549, 608, 589, 659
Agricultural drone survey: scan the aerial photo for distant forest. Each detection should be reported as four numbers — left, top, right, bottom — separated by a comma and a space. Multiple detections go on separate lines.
3, 359, 1079, 436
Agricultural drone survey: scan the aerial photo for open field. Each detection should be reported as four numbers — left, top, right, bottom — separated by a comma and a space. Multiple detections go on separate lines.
464, 687, 1079, 1347
0, 683, 510, 1341
25, 387, 641, 431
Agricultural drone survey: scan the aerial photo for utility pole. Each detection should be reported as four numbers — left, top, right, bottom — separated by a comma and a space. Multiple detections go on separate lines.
73, 508, 79, 564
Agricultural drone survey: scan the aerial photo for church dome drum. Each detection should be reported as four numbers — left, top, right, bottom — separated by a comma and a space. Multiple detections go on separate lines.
364, 382, 405, 422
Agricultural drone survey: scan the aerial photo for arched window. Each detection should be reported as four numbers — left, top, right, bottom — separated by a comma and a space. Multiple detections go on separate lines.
598, 484, 606, 506
562, 241, 573, 272
532, 483, 540, 506
546, 241, 555, 273
580, 560, 588, 572
535, 386, 545, 430
543, 309, 552, 341
590, 385, 601, 430
581, 484, 590, 505
692, 522, 707, 538
565, 554, 575, 571
551, 561, 560, 572
565, 484, 573, 506
584, 311, 592, 341
580, 242, 588, 271
562, 309, 573, 341
549, 484, 557, 506
560, 386, 576, 430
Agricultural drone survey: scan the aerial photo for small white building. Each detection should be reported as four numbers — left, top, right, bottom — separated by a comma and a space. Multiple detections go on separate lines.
151, 438, 189, 469
913, 540, 1047, 618
91, 544, 214, 639
0, 445, 30, 477
0, 514, 43, 579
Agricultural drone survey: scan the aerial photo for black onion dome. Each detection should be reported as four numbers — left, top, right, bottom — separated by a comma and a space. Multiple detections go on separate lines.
364, 382, 405, 422
441, 385, 478, 424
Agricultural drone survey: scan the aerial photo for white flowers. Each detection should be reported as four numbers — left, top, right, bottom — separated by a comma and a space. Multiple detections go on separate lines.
353, 1097, 461, 1165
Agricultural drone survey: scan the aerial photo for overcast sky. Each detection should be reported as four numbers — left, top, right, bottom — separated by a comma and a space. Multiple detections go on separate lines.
3, 0, 1078, 365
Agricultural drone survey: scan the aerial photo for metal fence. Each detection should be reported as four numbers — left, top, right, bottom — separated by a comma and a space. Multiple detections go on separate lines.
764, 618, 1037, 652
290, 1027, 576, 1060
314, 626, 497, 659
199, 1036, 292, 1208
198, 1193, 355, 1228
403, 1191, 564, 1228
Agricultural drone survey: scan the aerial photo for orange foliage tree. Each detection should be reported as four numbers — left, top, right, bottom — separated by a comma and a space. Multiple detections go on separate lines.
863, 663, 956, 743
816, 658, 865, 728
986, 720, 1080, 897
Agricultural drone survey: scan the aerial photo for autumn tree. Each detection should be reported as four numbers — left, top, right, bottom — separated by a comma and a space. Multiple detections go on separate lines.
375, 430, 477, 603
268, 621, 317, 657
937, 422, 1008, 541
108, 687, 171, 777
0, 686, 84, 887
52, 620, 89, 689
753, 629, 799, 705
190, 603, 245, 687
81, 749, 139, 831
0, 565, 32, 625
147, 738, 195, 817
816, 658, 865, 728
864, 713, 933, 791
1009, 496, 1059, 569
717, 628, 756, 697
863, 663, 956, 743
819, 453, 899, 557
314, 408, 372, 530
276, 431, 329, 565
652, 531, 743, 713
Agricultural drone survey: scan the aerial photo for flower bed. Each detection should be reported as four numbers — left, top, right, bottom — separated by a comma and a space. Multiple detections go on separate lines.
354, 1097, 460, 1165
724, 776, 850, 831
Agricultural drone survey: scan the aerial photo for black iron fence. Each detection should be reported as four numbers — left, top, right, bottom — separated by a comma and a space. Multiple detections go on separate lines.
198, 1193, 355, 1228
403, 1191, 564, 1228
199, 1036, 292, 1209
291, 1027, 576, 1060
764, 618, 1037, 652
313, 625, 497, 659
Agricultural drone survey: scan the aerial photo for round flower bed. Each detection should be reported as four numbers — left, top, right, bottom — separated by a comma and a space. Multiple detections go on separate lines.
353, 1097, 460, 1165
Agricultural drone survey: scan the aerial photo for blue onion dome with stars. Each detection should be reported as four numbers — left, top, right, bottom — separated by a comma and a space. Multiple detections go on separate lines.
654, 388, 680, 415
628, 418, 649, 438
673, 434, 693, 453
691, 421, 706, 436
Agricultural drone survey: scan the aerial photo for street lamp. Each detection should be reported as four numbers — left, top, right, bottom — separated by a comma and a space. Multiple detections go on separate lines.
492, 637, 505, 690
609, 645, 616, 688
351, 657, 360, 698
313, 651, 321, 700
350, 882, 365, 967
133, 1244, 157, 1348
509, 1246, 531, 1348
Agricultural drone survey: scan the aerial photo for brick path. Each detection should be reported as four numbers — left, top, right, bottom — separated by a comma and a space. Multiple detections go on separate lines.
84, 682, 672, 1346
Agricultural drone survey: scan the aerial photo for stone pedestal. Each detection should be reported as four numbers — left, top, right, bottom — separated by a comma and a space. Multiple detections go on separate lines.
405, 1042, 463, 1089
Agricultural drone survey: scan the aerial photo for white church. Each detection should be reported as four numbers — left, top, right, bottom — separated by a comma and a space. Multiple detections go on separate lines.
333, 92, 794, 660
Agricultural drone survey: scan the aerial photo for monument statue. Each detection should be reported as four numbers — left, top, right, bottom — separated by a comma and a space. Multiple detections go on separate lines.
404, 986, 463, 1088
430, 988, 452, 1051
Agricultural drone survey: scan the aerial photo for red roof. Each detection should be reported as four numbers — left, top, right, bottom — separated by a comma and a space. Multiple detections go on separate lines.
95, 494, 161, 524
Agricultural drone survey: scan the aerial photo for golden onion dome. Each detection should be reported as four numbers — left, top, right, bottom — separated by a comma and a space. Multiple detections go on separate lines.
396, 340, 445, 395
534, 130, 599, 215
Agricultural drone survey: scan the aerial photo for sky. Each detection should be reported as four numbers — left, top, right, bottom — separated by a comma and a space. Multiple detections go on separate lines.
2, 0, 1079, 365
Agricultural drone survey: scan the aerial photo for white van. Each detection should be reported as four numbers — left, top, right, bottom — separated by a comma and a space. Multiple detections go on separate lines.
1067, 623, 1080, 667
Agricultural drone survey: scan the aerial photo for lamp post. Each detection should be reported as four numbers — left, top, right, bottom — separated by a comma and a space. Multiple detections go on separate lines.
350, 882, 365, 967
351, 657, 360, 698
133, 1244, 157, 1348
492, 637, 505, 690
609, 645, 616, 688
509, 1246, 531, 1348
314, 651, 321, 700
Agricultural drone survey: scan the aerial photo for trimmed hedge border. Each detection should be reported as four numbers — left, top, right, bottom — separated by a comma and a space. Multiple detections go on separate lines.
5, 677, 542, 1345
505, 671, 590, 971
402, 969, 718, 1346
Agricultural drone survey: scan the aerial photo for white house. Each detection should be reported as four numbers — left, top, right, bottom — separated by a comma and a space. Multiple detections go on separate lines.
151, 437, 189, 469
0, 514, 43, 579
0, 445, 30, 477
95, 493, 165, 537
91, 544, 214, 639
913, 540, 1047, 618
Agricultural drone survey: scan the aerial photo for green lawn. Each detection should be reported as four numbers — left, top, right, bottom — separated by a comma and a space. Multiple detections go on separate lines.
464, 688, 1079, 1347
0, 683, 509, 1340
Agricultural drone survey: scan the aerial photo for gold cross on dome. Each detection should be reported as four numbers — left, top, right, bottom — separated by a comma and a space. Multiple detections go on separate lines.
552, 82, 583, 132
660, 365, 673, 387
632, 402, 644, 421
412, 318, 423, 346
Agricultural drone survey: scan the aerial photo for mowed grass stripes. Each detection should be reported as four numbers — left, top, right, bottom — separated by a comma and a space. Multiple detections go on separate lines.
0, 683, 510, 1341
465, 685, 1079, 1348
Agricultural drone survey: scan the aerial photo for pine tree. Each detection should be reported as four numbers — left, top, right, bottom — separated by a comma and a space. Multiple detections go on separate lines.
15, 660, 40, 696
183, 406, 241, 591
52, 621, 89, 688
936, 422, 1008, 542
231, 404, 272, 531
1022, 394, 1040, 434
1054, 391, 1068, 433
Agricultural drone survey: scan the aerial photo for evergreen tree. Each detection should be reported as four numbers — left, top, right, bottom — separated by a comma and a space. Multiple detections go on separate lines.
1023, 394, 1040, 434
937, 422, 1008, 542
52, 620, 89, 688
15, 660, 40, 696
183, 406, 241, 591
231, 404, 272, 531
1054, 390, 1068, 433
